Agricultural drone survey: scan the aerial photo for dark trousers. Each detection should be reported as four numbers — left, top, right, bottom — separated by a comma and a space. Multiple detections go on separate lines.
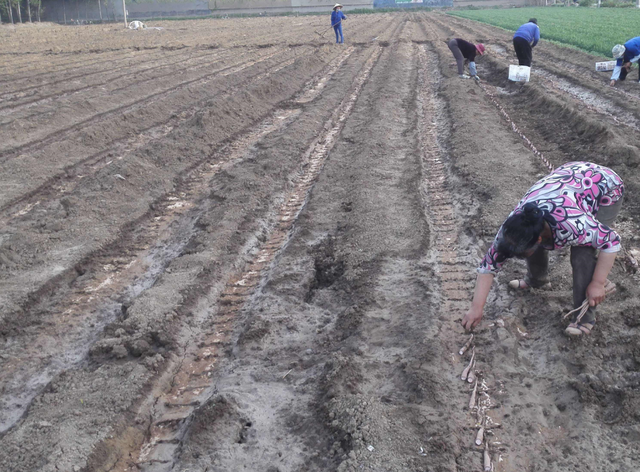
513, 36, 533, 67
524, 199, 622, 323
447, 38, 465, 75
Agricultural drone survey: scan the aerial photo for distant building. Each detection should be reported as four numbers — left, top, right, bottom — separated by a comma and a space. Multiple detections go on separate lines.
374, 0, 453, 7
43, 0, 451, 22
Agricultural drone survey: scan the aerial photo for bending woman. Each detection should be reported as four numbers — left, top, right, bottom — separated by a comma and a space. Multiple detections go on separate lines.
462, 162, 624, 336
447, 38, 485, 80
610, 37, 640, 87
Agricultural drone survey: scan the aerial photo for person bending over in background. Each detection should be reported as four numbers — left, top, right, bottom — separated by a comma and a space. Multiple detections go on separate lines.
513, 18, 540, 67
610, 37, 640, 87
462, 162, 624, 337
331, 4, 347, 45
447, 38, 485, 80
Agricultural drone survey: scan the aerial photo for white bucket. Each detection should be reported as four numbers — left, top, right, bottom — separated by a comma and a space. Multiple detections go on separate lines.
595, 61, 617, 72
508, 65, 530, 82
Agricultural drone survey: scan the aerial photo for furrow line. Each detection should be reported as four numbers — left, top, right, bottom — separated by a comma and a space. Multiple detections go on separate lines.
534, 48, 640, 106
0, 49, 327, 221
417, 43, 503, 472
531, 68, 640, 131
476, 81, 555, 174
0, 47, 245, 122
133, 45, 383, 472
434, 13, 640, 128
0, 46, 357, 435
0, 108, 301, 437
0, 48, 233, 113
0, 46, 201, 87
0, 47, 290, 161
0, 52, 130, 85
0, 47, 206, 99
472, 41, 640, 132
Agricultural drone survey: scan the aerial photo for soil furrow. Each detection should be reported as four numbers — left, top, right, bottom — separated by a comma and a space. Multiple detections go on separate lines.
0, 20, 313, 84
0, 47, 334, 219
0, 107, 300, 436
418, 42, 504, 472
3, 12, 640, 472
422, 13, 640, 472
0, 47, 209, 99
0, 48, 342, 324
167, 19, 434, 472
438, 13, 640, 120
0, 46, 251, 126
132, 44, 383, 472
0, 50, 163, 85
0, 48, 232, 112
0, 47, 291, 158
0, 42, 364, 461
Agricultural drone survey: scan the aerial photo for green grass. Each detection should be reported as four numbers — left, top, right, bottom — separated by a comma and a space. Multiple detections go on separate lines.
448, 7, 640, 57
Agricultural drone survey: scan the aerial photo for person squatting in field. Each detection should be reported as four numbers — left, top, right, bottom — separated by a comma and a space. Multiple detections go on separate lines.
331, 4, 347, 45
512, 18, 540, 68
610, 37, 640, 87
462, 162, 624, 337
447, 38, 485, 80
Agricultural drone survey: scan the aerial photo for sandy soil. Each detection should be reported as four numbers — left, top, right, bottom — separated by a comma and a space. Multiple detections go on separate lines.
1, 12, 640, 472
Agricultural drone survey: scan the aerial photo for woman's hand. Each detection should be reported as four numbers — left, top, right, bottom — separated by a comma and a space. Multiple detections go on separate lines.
588, 251, 616, 306
586, 280, 606, 307
462, 306, 483, 331
462, 273, 494, 331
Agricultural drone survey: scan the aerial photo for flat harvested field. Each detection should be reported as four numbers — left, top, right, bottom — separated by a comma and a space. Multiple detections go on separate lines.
449, 7, 640, 56
1, 13, 640, 472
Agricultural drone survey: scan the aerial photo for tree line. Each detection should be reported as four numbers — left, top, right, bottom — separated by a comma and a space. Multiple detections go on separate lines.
1, 0, 120, 24
1, 0, 43, 22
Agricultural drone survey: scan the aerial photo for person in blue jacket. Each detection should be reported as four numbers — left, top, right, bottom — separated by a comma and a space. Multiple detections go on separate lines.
331, 4, 347, 45
610, 37, 640, 86
513, 18, 540, 68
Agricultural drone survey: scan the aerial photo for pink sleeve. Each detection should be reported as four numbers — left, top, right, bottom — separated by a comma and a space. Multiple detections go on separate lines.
560, 213, 622, 252
589, 218, 622, 253
478, 236, 507, 274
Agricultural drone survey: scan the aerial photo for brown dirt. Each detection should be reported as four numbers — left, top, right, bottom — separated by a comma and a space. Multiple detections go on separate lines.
1, 12, 640, 472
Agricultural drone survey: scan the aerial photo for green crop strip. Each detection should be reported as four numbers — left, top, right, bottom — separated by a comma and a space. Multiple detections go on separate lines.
448, 7, 640, 57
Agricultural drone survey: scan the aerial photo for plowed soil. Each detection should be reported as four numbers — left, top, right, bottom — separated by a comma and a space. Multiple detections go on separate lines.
1, 12, 640, 472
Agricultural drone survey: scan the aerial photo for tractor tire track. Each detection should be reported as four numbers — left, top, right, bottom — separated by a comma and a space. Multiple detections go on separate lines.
422, 13, 640, 472
417, 42, 504, 472
0, 45, 358, 437
131, 44, 383, 472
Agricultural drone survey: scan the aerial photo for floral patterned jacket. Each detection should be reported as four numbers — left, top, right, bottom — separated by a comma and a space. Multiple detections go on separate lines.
479, 162, 624, 274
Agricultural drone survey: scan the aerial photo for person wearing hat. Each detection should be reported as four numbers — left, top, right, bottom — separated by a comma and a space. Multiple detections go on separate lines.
513, 18, 540, 67
447, 38, 485, 80
609, 37, 640, 87
331, 4, 347, 45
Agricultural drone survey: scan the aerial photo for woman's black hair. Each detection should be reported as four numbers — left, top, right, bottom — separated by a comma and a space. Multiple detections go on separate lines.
496, 202, 545, 258
620, 64, 629, 81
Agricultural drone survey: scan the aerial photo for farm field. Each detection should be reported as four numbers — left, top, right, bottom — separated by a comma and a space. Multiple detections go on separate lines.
1, 12, 640, 472
449, 7, 640, 56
